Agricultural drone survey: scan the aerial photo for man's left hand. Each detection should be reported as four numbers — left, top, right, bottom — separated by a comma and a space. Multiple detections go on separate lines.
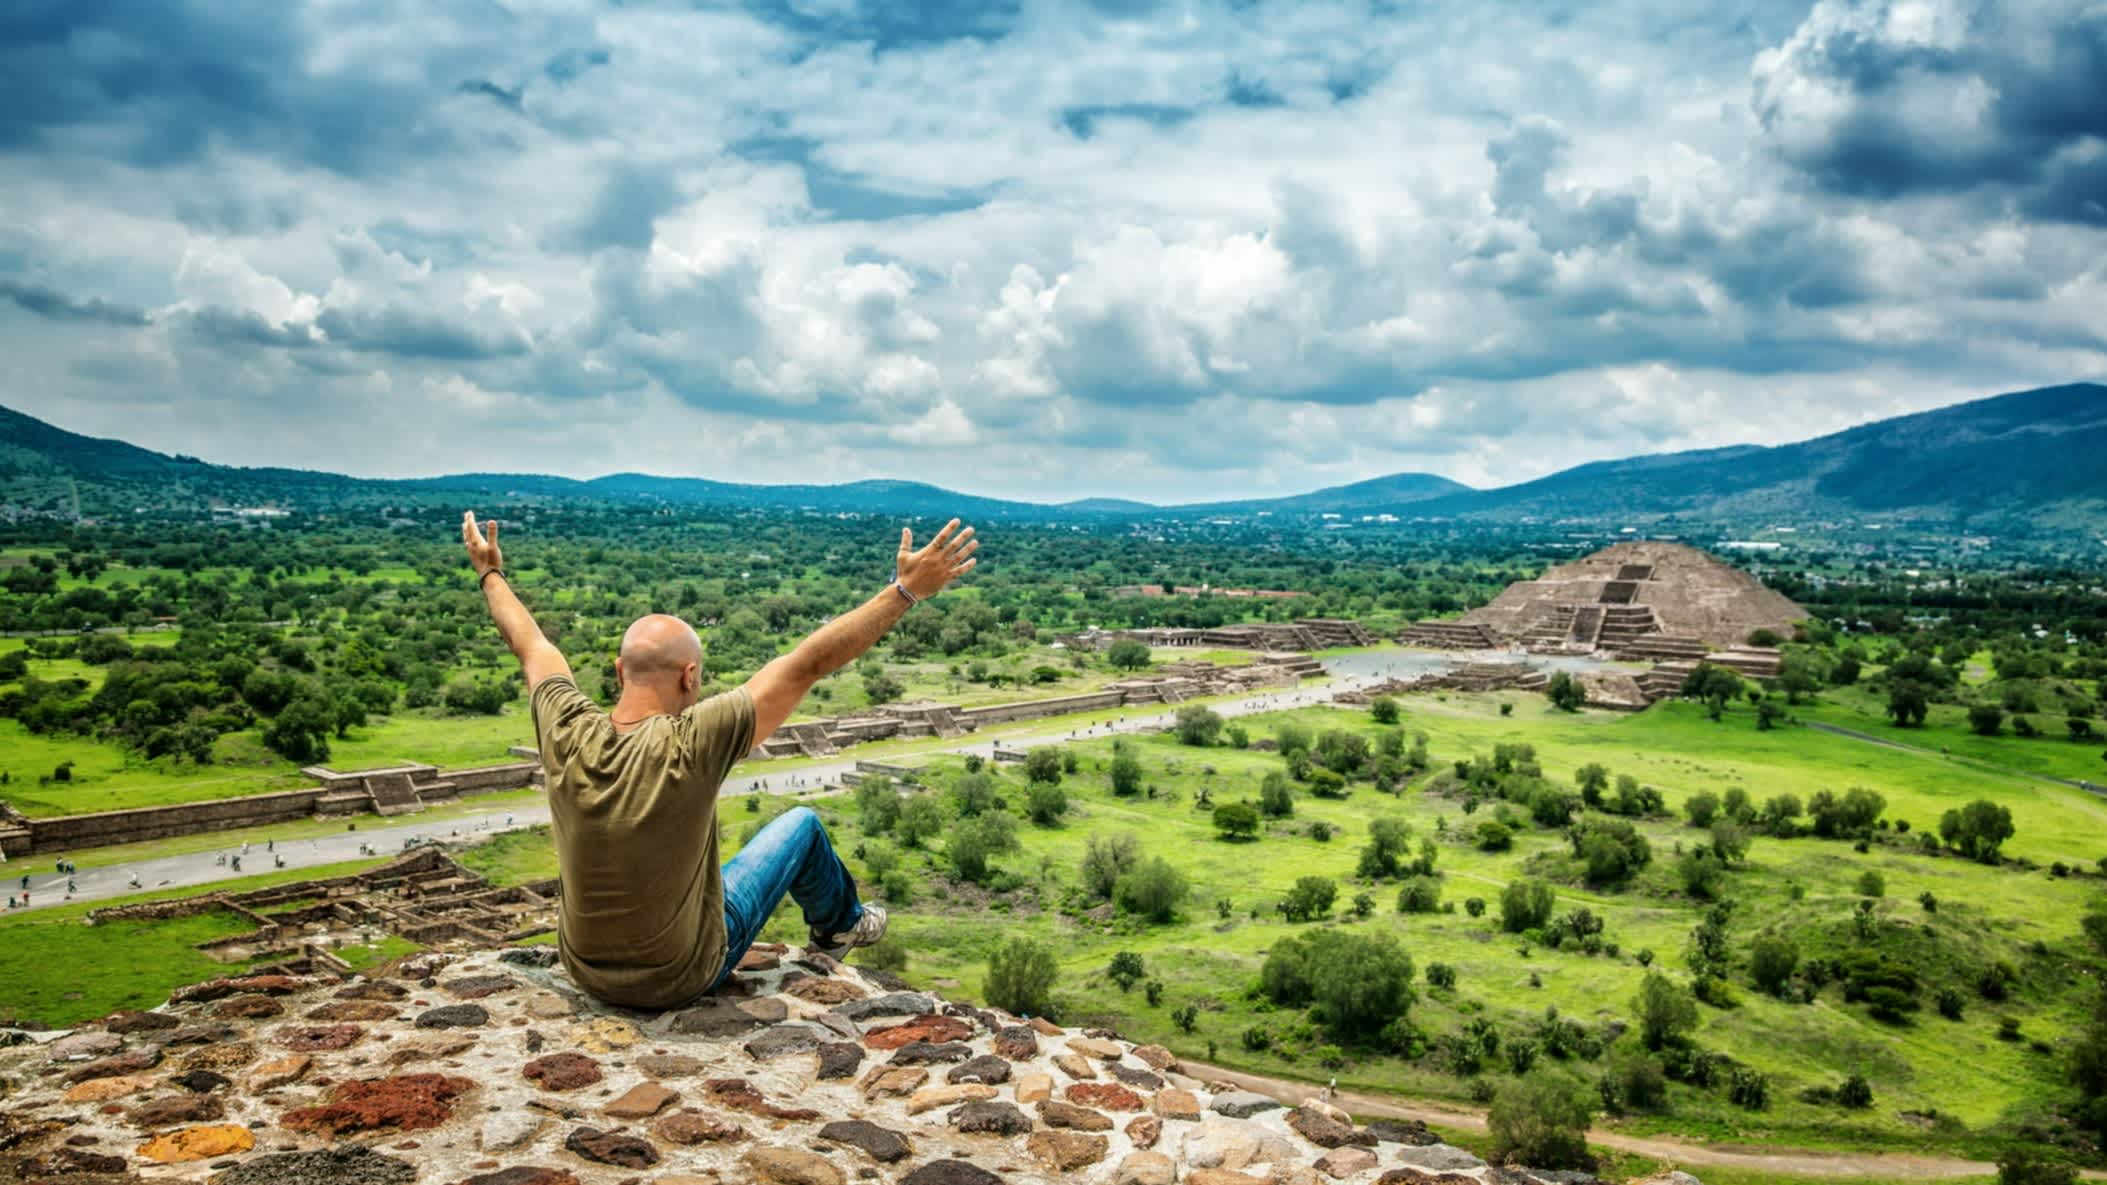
462, 511, 504, 578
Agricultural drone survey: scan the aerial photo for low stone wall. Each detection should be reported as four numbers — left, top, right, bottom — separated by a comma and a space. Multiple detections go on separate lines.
955, 689, 1126, 726
7, 760, 542, 856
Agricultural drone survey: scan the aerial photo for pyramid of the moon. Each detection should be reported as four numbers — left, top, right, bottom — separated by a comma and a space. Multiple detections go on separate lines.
1403, 542, 1805, 653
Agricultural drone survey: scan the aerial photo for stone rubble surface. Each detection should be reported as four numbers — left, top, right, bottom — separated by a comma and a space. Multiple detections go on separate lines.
0, 941, 1688, 1185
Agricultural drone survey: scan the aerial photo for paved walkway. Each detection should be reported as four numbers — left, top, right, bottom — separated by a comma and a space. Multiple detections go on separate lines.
2, 655, 1450, 912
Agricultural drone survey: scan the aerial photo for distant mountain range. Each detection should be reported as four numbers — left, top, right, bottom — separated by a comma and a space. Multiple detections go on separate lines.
4, 382, 2104, 533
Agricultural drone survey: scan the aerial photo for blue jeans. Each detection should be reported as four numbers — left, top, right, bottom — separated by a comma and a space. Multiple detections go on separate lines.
709, 806, 864, 990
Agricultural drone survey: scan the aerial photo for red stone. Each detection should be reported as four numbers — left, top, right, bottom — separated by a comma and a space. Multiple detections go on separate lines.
63, 1048, 162, 1084
281, 1073, 475, 1136
215, 995, 285, 1019
700, 1078, 822, 1121
456, 1169, 583, 1185
276, 1025, 364, 1051
736, 949, 780, 971
1125, 1114, 1163, 1150
864, 1015, 973, 1050
523, 1053, 602, 1092
1066, 1083, 1144, 1111
307, 1001, 398, 1022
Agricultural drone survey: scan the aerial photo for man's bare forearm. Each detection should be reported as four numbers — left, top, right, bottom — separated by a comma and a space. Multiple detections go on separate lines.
483, 576, 549, 658
773, 587, 910, 685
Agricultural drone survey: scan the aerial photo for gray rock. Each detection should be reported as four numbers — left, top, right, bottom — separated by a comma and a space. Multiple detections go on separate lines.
1391, 1142, 1488, 1172
414, 1004, 489, 1029
206, 1145, 416, 1185
817, 1118, 913, 1163
949, 1100, 1031, 1135
835, 992, 935, 1021
46, 1032, 123, 1061
1106, 1062, 1165, 1090
499, 947, 560, 967
744, 1024, 826, 1060
816, 1042, 864, 1080
1366, 1117, 1438, 1146
898, 1160, 1004, 1185
1209, 1090, 1284, 1118
945, 1055, 1012, 1085
890, 1041, 973, 1065
668, 995, 785, 1037
480, 1111, 544, 1153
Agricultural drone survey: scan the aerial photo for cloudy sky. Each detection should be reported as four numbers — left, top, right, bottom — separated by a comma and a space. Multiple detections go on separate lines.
2, 0, 2102, 503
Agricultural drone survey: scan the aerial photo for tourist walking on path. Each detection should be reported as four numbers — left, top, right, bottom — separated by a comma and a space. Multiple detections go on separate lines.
464, 508, 978, 1009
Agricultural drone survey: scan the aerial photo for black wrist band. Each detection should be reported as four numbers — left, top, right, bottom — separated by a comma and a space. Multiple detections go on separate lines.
479, 569, 506, 590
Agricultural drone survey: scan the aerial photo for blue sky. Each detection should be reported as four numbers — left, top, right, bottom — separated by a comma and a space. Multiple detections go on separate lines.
1, 0, 2102, 502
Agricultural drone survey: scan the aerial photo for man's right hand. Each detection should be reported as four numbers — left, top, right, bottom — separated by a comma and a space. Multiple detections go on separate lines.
896, 518, 979, 600
463, 511, 504, 578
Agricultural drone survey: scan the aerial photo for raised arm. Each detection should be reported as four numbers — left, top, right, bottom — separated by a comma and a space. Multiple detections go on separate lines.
463, 510, 573, 689
742, 518, 979, 741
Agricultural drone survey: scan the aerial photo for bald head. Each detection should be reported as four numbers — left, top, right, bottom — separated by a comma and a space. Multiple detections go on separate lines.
617, 614, 703, 699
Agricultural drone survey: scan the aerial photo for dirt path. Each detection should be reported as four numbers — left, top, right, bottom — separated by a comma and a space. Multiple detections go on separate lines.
1179, 1060, 2104, 1180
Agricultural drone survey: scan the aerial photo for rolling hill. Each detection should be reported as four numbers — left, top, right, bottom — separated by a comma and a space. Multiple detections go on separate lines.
3, 382, 2103, 532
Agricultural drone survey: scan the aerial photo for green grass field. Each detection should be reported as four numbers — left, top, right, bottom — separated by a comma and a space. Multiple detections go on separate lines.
768, 695, 2102, 1160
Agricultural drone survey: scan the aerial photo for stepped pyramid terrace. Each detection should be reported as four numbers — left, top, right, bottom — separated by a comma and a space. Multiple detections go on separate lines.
1398, 543, 1804, 707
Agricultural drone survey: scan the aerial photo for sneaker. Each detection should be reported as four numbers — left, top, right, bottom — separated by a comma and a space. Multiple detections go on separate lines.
810, 904, 888, 958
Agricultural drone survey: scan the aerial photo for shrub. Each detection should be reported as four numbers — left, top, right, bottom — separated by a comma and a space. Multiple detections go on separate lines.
1108, 951, 1147, 991
1357, 816, 1414, 877
1684, 791, 1720, 828
1213, 801, 1261, 841
1634, 972, 1698, 1050
985, 937, 1058, 1017
1940, 799, 2017, 862
1615, 1055, 1668, 1112
947, 812, 1019, 883
1023, 747, 1063, 785
1109, 743, 1144, 797
1307, 768, 1349, 798
1144, 979, 1163, 1006
1969, 704, 2005, 736
1024, 781, 1068, 825
1172, 1003, 1199, 1033
1370, 696, 1401, 724
1499, 879, 1556, 933
1464, 896, 1486, 918
1280, 876, 1337, 922
1308, 821, 1335, 842
1175, 705, 1224, 747
1476, 820, 1514, 852
1857, 869, 1886, 898
1936, 987, 1966, 1020
856, 777, 902, 834
1487, 1077, 1595, 1170
1115, 857, 1188, 923
1837, 1074, 1874, 1109
1997, 1149, 2079, 1185
1225, 724, 1249, 749
1081, 832, 1140, 898
1425, 962, 1457, 990
1396, 876, 1443, 914
1241, 1025, 1272, 1051
1267, 928, 1415, 1039
1259, 772, 1295, 818
1750, 935, 1799, 997
1351, 891, 1376, 919
1568, 817, 1653, 886
1728, 1066, 1771, 1109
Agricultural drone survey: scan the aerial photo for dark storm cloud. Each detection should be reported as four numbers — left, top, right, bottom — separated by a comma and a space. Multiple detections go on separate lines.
1754, 0, 2107, 223
0, 279, 147, 326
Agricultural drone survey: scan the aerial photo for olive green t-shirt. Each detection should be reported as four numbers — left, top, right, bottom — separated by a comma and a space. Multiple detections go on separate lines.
531, 675, 756, 1009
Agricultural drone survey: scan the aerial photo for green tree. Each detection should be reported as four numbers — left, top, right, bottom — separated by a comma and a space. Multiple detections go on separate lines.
855, 776, 901, 835
1108, 951, 1147, 992
862, 668, 905, 705
1357, 816, 1413, 878
1024, 781, 1068, 825
1939, 799, 2016, 861
1885, 680, 1930, 727
1487, 1077, 1595, 1171
1370, 696, 1401, 724
1681, 663, 1745, 720
1081, 833, 1140, 898
1634, 971, 1699, 1050
1545, 671, 1587, 712
1684, 791, 1720, 828
1259, 771, 1295, 818
1996, 1149, 2078, 1185
1280, 875, 1337, 922
1500, 878, 1556, 932
985, 937, 1058, 1017
1116, 856, 1189, 922
261, 694, 333, 763
1023, 747, 1063, 785
1109, 742, 1144, 797
1105, 639, 1151, 671
1968, 703, 2005, 737
1260, 928, 1415, 1039
1575, 762, 1611, 807
1174, 704, 1224, 746
947, 812, 1019, 883
1749, 934, 1798, 996
896, 795, 944, 848
1213, 801, 1261, 841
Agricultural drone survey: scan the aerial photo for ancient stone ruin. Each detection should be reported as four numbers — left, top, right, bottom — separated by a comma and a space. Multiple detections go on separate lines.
1398, 543, 1800, 707
1067, 618, 1377, 653
1, 939, 1706, 1185
86, 849, 557, 965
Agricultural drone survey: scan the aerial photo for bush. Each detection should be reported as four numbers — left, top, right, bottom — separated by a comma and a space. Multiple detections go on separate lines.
1545, 670, 1587, 712
1175, 705, 1225, 746
1396, 876, 1443, 914
1940, 799, 2017, 862
1280, 875, 1337, 922
1728, 1066, 1771, 1109
1370, 696, 1401, 724
947, 812, 1019, 883
1936, 987, 1966, 1020
985, 937, 1058, 1017
1108, 951, 1147, 992
1259, 771, 1295, 818
1684, 791, 1720, 828
1109, 743, 1144, 797
1464, 896, 1486, 918
1969, 704, 2005, 736
1568, 817, 1653, 886
1023, 747, 1063, 785
1487, 1077, 1595, 1170
1081, 833, 1140, 899
1425, 962, 1457, 990
1837, 1074, 1874, 1109
1476, 820, 1514, 852
1857, 869, 1886, 898
856, 777, 902, 834
1634, 972, 1698, 1050
1998, 1149, 2079, 1185
1750, 934, 1799, 997
1115, 857, 1189, 923
1213, 801, 1261, 841
1261, 928, 1416, 1039
1499, 879, 1556, 933
1024, 781, 1068, 825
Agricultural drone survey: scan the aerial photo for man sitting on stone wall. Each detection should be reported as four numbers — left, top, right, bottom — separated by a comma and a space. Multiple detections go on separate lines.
461, 510, 979, 1009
